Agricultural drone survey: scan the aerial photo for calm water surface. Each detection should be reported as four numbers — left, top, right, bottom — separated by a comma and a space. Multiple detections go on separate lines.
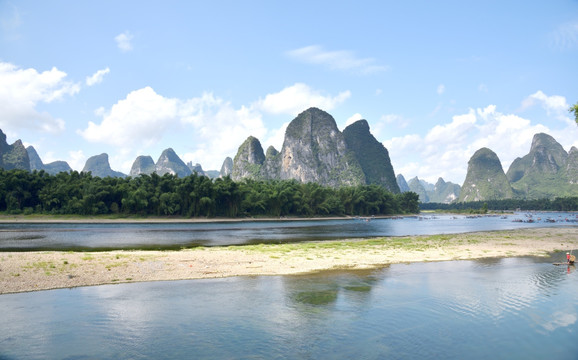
0, 212, 576, 250
1, 256, 577, 359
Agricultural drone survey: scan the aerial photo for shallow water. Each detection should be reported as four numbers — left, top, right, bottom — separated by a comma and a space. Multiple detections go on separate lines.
1, 255, 577, 359
0, 212, 576, 250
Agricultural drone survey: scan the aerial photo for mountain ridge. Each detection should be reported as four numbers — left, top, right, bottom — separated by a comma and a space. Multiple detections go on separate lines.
230, 107, 400, 189
0, 115, 576, 201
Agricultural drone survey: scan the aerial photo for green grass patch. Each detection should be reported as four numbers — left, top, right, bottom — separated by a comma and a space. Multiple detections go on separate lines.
228, 234, 467, 256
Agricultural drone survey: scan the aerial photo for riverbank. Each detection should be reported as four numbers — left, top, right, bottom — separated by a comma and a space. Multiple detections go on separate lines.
1, 227, 577, 294
0, 214, 360, 223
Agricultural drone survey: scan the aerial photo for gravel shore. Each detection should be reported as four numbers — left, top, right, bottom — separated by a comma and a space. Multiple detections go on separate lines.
1, 227, 576, 294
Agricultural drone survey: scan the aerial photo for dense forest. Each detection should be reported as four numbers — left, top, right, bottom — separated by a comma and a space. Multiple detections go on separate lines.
0, 169, 420, 217
420, 198, 578, 212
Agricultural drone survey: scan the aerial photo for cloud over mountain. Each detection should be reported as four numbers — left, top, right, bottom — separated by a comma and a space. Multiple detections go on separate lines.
256, 83, 350, 116
0, 62, 79, 134
384, 102, 562, 184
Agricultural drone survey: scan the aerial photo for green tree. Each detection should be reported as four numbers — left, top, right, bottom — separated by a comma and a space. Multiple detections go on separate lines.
571, 102, 578, 125
159, 192, 181, 215
0, 168, 426, 217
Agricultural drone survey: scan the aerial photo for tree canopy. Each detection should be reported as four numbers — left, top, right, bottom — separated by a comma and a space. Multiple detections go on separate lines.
571, 102, 578, 125
0, 169, 420, 217
420, 197, 578, 212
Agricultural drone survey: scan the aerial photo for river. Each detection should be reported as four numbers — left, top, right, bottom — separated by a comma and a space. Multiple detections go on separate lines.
1, 256, 577, 359
0, 212, 576, 250
0, 213, 577, 359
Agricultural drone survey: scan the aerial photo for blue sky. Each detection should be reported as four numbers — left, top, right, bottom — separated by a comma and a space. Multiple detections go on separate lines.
1, 0, 577, 185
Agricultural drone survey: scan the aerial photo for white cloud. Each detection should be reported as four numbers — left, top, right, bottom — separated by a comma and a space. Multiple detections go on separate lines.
94, 106, 106, 117
521, 91, 572, 124
381, 114, 409, 128
550, 21, 578, 50
287, 45, 388, 74
520, 92, 578, 150
344, 113, 363, 128
425, 109, 476, 144
180, 98, 267, 170
79, 86, 179, 148
0, 62, 79, 134
67, 150, 86, 171
437, 84, 445, 95
80, 82, 352, 172
80, 86, 269, 172
384, 104, 558, 185
86, 67, 110, 86
523, 90, 568, 113
262, 122, 289, 152
115, 31, 133, 52
256, 83, 350, 116
371, 114, 410, 139
0, 2, 21, 41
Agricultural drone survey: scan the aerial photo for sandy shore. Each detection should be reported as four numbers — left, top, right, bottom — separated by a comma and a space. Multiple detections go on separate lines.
1, 226, 577, 294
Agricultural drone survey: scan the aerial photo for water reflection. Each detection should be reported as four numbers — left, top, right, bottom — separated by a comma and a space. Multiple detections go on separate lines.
1, 257, 577, 359
285, 269, 380, 308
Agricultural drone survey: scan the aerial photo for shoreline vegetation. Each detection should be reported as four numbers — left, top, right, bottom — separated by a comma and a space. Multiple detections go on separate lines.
0, 170, 420, 218
0, 214, 378, 223
1, 225, 577, 295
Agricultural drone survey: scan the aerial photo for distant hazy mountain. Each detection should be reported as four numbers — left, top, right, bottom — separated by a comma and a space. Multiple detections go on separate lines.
220, 157, 233, 178
429, 178, 461, 203
154, 148, 192, 178
82, 153, 126, 178
204, 170, 220, 178
129, 149, 193, 178
407, 177, 429, 203
27, 146, 71, 175
129, 155, 156, 176
187, 162, 207, 176
396, 174, 410, 193
401, 175, 460, 204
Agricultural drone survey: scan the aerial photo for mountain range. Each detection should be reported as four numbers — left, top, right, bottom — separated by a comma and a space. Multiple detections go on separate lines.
461, 133, 578, 200
1, 109, 576, 202
231, 108, 400, 192
0, 130, 29, 171
398, 175, 461, 204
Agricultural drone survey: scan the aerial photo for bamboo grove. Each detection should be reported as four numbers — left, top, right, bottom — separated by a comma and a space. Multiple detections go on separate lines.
0, 169, 420, 217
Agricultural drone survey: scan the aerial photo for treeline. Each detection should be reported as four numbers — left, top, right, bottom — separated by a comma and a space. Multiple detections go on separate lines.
420, 197, 578, 212
0, 169, 420, 217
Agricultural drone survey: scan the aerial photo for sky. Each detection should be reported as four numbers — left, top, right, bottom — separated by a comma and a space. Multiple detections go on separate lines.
1, 0, 577, 185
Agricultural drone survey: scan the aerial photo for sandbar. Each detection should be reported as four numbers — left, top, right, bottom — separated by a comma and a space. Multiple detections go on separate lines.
1, 226, 577, 294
